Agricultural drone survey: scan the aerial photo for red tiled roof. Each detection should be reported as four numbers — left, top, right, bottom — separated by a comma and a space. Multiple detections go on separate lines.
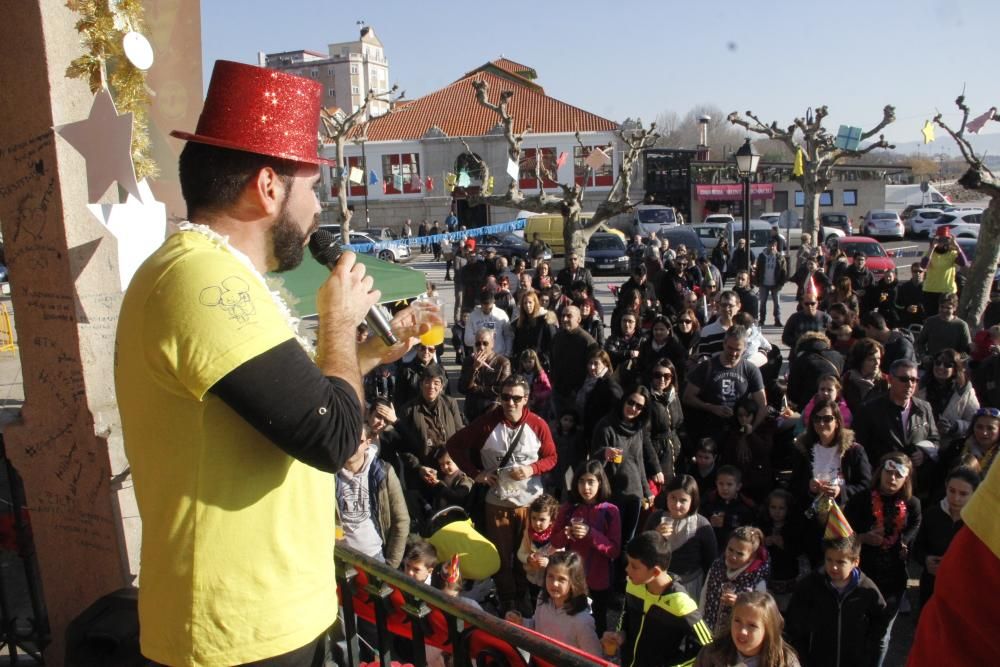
360, 68, 617, 142
489, 57, 537, 79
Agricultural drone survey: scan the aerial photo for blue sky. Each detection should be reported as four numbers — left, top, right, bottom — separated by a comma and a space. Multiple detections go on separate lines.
201, 0, 999, 146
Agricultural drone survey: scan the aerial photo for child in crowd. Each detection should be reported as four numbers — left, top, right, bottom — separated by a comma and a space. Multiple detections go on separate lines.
547, 408, 582, 500
845, 453, 922, 667
700, 526, 770, 636
759, 489, 803, 603
961, 406, 1000, 476
785, 535, 888, 667
644, 474, 716, 600
426, 556, 483, 667
517, 494, 561, 604
505, 551, 602, 656
825, 303, 857, 355
604, 531, 713, 667
336, 425, 410, 568
402, 538, 439, 584
430, 447, 474, 512
720, 398, 773, 503
691, 437, 720, 500
700, 465, 757, 550
799, 374, 852, 430
550, 460, 622, 636
694, 591, 800, 667
518, 349, 552, 416
914, 466, 980, 605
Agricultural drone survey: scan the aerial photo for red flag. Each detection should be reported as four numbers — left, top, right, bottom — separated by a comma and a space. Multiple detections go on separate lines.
556, 151, 567, 168
426, 176, 434, 191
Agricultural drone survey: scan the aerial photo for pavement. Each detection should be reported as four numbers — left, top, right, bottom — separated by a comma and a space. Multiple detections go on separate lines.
0, 238, 926, 664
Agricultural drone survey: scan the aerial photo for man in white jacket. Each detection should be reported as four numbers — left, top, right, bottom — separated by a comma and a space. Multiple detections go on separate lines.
464, 292, 513, 357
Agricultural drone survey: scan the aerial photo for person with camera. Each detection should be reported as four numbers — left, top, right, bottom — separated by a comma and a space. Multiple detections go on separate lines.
920, 226, 967, 316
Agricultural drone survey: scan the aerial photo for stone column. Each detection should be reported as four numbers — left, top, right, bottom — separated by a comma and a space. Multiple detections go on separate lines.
0, 3, 131, 662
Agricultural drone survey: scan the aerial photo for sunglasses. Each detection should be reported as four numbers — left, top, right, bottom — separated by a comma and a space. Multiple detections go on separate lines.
678, 319, 693, 324
893, 375, 918, 384
624, 398, 646, 409
499, 393, 526, 404
475, 341, 490, 347
935, 360, 956, 369
651, 372, 673, 380
812, 414, 836, 424
803, 301, 817, 306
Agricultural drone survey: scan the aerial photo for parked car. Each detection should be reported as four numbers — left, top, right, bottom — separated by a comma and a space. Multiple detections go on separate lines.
631, 204, 680, 238
703, 213, 735, 225
957, 237, 1000, 293
726, 220, 778, 258
320, 225, 412, 263
690, 223, 728, 251
759, 212, 782, 225
475, 231, 552, 262
584, 232, 630, 275
900, 202, 951, 220
824, 235, 895, 280
935, 222, 979, 239
523, 212, 593, 255
769, 213, 845, 248
861, 210, 905, 240
934, 210, 983, 228
905, 208, 945, 237
659, 226, 707, 259
819, 212, 853, 235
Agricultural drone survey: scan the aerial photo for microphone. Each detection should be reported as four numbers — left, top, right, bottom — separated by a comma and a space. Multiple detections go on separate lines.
308, 229, 399, 346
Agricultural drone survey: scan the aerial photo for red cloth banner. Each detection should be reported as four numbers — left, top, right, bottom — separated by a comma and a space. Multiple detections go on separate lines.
695, 183, 775, 201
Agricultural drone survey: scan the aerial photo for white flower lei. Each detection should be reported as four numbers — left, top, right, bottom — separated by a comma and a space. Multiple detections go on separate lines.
178, 222, 315, 357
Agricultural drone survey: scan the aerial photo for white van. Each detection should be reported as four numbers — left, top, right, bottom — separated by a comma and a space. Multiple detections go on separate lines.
885, 184, 950, 213
631, 204, 680, 238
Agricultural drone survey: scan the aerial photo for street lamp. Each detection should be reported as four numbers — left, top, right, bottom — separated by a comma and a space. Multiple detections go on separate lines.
734, 138, 760, 273
354, 131, 371, 229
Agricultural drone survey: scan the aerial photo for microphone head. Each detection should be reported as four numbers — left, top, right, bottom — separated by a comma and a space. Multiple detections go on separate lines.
309, 228, 342, 266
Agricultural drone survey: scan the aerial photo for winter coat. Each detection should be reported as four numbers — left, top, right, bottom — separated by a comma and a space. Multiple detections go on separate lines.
787, 336, 844, 409
550, 501, 622, 592
785, 569, 888, 667
916, 378, 979, 454
335, 453, 410, 568
591, 413, 654, 501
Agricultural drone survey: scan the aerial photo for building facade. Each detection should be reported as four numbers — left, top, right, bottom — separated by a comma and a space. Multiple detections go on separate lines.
320, 58, 623, 233
260, 25, 390, 116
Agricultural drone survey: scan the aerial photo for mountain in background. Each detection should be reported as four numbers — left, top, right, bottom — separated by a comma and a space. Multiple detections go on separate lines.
891, 132, 1000, 157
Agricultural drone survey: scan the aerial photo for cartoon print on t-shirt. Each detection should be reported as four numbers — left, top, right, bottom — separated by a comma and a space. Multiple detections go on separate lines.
199, 276, 255, 323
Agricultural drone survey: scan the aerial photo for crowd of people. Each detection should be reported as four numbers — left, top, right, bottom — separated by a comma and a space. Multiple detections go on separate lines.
345, 223, 1000, 667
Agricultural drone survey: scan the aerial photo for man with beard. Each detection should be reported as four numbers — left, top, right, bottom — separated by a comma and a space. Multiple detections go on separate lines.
898, 262, 927, 328
114, 62, 421, 666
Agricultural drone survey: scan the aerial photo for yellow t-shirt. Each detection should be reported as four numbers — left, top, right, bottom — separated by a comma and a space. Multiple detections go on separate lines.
115, 231, 337, 666
923, 248, 959, 295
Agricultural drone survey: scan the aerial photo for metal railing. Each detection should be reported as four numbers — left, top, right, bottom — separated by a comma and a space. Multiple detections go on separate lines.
334, 545, 609, 667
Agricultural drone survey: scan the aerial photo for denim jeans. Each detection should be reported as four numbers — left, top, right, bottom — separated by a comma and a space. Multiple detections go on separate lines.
759, 284, 781, 322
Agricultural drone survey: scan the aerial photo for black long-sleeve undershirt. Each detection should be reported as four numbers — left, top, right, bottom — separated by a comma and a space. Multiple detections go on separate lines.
209, 339, 363, 473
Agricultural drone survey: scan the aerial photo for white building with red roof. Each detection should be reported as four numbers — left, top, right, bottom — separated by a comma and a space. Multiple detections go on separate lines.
321, 58, 627, 231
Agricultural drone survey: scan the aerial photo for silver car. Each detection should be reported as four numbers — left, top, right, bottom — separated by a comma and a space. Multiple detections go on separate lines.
861, 210, 905, 240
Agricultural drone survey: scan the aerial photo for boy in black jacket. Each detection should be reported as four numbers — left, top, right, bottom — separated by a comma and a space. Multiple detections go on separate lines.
604, 531, 712, 667
699, 464, 757, 550
785, 535, 888, 667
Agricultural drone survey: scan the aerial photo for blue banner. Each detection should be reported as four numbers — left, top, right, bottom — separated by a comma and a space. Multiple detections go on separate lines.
347, 218, 527, 254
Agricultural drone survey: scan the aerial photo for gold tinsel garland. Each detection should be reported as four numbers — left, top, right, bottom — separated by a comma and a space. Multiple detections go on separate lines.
65, 0, 157, 181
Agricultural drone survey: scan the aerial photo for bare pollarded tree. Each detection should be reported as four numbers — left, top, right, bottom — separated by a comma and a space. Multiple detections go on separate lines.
462, 78, 659, 258
933, 95, 1000, 329
728, 105, 896, 235
319, 86, 403, 242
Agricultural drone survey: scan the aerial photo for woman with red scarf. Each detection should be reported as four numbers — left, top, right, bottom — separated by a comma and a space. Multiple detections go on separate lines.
846, 452, 922, 667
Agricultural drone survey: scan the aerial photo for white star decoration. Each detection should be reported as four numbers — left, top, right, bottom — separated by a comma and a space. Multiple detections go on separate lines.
56, 88, 142, 203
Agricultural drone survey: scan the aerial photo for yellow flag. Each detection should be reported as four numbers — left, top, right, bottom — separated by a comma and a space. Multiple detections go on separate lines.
445, 172, 457, 192
792, 147, 804, 177
484, 176, 495, 195
922, 120, 935, 144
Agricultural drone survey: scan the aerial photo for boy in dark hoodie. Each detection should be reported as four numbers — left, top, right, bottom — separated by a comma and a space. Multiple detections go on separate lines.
604, 531, 712, 667
785, 535, 888, 667
699, 464, 757, 550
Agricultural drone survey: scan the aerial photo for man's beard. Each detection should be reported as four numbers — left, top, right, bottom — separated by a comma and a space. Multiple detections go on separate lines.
271, 202, 309, 273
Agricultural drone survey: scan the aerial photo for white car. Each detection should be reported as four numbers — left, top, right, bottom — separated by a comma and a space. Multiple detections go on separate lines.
861, 210, 905, 240
704, 213, 735, 225
906, 208, 945, 237
320, 225, 412, 263
690, 223, 728, 251
631, 204, 680, 238
759, 212, 781, 225
936, 222, 979, 239
935, 210, 983, 227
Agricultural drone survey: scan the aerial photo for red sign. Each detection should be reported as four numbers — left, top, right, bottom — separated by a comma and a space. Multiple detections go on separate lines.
695, 183, 775, 201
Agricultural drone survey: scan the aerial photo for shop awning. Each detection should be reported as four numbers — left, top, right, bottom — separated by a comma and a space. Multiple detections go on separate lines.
274, 253, 427, 317
695, 183, 775, 201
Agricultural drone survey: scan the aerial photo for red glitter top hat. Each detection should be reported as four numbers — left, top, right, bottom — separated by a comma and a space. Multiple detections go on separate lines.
170, 60, 332, 165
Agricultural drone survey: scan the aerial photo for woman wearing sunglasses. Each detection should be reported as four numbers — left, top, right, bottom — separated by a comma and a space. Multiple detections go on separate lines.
846, 452, 922, 667
791, 397, 872, 565
916, 349, 980, 469
591, 386, 656, 551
